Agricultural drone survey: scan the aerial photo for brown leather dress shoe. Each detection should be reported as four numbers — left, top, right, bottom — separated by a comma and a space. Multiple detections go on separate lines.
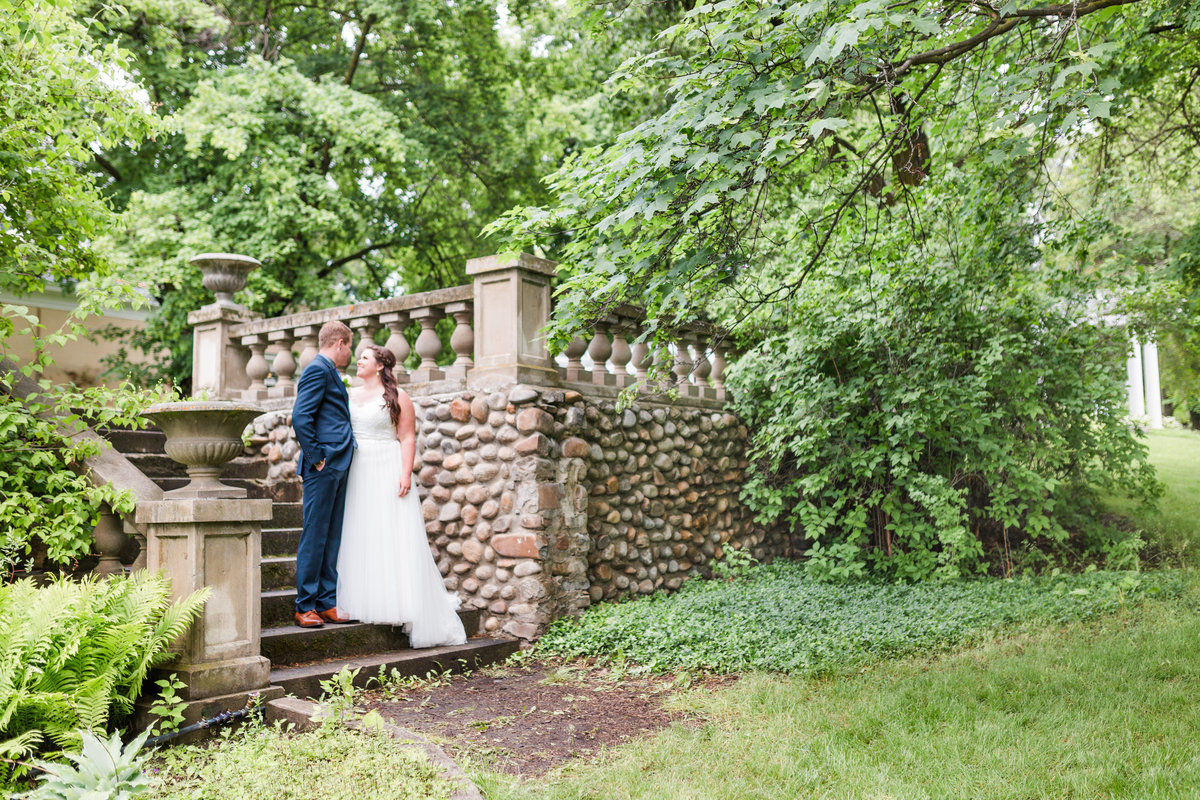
316, 606, 356, 624
295, 610, 324, 628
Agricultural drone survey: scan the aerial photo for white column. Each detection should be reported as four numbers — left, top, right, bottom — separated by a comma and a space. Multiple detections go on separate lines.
1143, 339, 1163, 429
1126, 335, 1146, 418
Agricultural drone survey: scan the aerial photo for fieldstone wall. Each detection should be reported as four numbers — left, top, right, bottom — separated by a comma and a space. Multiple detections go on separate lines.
251, 384, 792, 643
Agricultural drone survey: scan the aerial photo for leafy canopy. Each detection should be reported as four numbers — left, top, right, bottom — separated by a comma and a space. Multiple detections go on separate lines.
491, 0, 1195, 345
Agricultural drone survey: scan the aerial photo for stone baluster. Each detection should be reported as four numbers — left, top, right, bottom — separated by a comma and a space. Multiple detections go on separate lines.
691, 334, 714, 400
410, 306, 445, 383
267, 331, 297, 398
610, 326, 633, 388
651, 344, 674, 392
711, 345, 729, 402
588, 323, 614, 386
241, 334, 269, 400
380, 312, 411, 384
295, 326, 319, 374
672, 337, 694, 395
563, 335, 589, 383
445, 301, 474, 382
631, 341, 652, 386
348, 316, 379, 381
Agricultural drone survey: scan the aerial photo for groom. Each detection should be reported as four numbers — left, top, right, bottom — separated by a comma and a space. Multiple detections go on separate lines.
291, 320, 357, 628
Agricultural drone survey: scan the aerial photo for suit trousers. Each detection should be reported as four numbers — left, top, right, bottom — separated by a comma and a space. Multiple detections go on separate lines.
295, 464, 350, 613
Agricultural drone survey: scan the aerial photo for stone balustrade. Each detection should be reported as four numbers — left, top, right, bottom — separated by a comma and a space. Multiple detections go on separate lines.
191, 253, 732, 406
226, 285, 475, 401
559, 305, 730, 402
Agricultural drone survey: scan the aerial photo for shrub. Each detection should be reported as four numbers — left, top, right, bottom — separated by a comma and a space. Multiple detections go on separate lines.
731, 258, 1159, 581
0, 573, 208, 776
0, 371, 165, 578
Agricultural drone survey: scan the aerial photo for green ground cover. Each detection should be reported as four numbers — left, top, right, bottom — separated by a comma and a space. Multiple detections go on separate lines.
477, 594, 1200, 799
1107, 428, 1200, 567
536, 564, 1185, 675
146, 722, 452, 800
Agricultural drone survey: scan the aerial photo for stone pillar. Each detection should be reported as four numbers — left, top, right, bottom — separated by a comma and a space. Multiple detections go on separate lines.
134, 497, 281, 725
189, 254, 262, 399
190, 305, 255, 399
1143, 339, 1163, 429
1127, 335, 1146, 418
465, 253, 560, 389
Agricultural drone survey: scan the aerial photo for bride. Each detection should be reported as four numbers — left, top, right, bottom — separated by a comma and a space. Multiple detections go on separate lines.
336, 345, 467, 649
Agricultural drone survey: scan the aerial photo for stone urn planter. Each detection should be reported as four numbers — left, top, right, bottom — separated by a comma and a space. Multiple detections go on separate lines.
142, 401, 264, 498
190, 252, 260, 307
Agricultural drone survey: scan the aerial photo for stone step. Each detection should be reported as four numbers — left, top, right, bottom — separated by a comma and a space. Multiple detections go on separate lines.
271, 502, 304, 528
261, 589, 298, 627
261, 622, 411, 666
221, 456, 272, 480
261, 556, 296, 592
126, 453, 189, 478
100, 428, 166, 454
268, 638, 520, 700
262, 527, 302, 557
260, 588, 482, 634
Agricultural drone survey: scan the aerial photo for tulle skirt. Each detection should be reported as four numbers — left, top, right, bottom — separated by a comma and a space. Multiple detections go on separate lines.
336, 438, 466, 648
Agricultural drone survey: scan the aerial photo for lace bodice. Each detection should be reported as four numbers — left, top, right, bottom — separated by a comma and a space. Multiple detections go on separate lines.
349, 396, 397, 442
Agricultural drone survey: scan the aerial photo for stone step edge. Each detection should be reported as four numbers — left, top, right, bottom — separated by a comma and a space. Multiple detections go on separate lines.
268, 638, 519, 701
259, 591, 482, 635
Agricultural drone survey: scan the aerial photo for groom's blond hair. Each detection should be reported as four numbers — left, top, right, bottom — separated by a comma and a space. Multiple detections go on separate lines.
318, 320, 351, 348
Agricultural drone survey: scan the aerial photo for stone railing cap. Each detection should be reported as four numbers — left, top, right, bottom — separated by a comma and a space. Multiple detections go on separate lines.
465, 252, 556, 277
228, 284, 473, 338
189, 253, 262, 267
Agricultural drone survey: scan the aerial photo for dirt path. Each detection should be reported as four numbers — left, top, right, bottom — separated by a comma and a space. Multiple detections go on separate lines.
361, 660, 734, 777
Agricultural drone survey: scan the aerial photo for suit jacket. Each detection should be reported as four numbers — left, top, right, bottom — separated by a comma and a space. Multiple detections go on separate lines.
292, 353, 356, 475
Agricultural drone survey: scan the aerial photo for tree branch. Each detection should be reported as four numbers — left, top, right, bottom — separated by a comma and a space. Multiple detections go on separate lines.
320, 14, 376, 175
326, 238, 404, 271
883, 0, 1143, 84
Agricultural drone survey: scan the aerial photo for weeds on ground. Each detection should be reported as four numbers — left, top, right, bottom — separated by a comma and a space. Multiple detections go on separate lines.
147, 717, 452, 800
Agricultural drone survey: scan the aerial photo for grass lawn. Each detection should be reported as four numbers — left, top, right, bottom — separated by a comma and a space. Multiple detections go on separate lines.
1107, 428, 1200, 567
474, 593, 1200, 799
465, 426, 1200, 799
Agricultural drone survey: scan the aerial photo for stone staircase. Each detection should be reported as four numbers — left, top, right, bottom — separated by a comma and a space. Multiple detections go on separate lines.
103, 426, 518, 699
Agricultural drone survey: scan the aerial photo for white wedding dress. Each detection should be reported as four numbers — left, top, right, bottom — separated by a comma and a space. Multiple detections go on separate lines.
336, 396, 467, 648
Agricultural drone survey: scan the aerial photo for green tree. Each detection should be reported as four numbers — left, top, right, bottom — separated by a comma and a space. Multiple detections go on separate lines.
0, 0, 155, 294
491, 0, 1197, 345
0, 0, 160, 574
87, 0, 651, 385
731, 168, 1158, 580
486, 0, 1192, 576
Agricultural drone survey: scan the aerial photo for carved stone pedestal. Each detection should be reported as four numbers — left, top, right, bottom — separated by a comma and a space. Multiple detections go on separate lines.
133, 497, 282, 734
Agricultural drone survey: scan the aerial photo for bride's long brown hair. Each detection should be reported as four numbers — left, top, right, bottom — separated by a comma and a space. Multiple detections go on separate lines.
368, 345, 402, 426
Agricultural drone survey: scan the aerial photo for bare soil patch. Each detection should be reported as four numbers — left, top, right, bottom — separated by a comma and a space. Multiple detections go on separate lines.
360, 660, 735, 777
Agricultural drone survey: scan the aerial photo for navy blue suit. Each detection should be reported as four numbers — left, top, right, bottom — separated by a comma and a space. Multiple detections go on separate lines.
291, 353, 356, 614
